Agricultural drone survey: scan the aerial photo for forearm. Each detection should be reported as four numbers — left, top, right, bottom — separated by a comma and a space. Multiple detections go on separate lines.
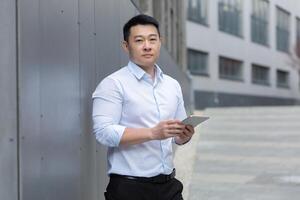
120, 127, 153, 146
120, 120, 185, 146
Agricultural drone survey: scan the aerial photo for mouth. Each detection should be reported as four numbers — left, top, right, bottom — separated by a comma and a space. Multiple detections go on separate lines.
142, 54, 153, 58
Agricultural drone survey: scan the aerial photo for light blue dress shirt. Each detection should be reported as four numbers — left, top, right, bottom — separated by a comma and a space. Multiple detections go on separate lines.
92, 61, 187, 177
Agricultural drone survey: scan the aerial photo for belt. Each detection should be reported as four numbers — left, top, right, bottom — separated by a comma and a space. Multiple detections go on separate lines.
110, 169, 176, 183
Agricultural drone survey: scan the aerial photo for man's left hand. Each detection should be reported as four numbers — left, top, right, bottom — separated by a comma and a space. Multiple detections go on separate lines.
175, 124, 195, 145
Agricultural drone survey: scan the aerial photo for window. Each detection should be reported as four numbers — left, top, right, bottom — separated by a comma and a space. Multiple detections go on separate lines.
276, 7, 290, 52
276, 69, 290, 88
188, 0, 208, 25
296, 18, 300, 57
252, 64, 270, 85
218, 0, 243, 37
251, 0, 269, 46
219, 56, 243, 81
187, 49, 209, 75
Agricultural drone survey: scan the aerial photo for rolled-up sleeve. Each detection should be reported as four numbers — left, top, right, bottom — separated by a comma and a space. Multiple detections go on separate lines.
92, 77, 126, 147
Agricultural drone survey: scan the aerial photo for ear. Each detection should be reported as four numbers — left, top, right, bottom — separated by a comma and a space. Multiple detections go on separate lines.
122, 41, 129, 53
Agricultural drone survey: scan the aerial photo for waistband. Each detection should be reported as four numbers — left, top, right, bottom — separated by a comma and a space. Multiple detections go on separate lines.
109, 169, 176, 183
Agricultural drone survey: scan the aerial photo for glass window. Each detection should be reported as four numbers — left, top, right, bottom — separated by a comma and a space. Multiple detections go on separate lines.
276, 69, 290, 88
276, 7, 290, 52
252, 64, 270, 85
187, 49, 209, 75
251, 0, 269, 46
218, 0, 243, 37
188, 0, 208, 25
219, 56, 243, 81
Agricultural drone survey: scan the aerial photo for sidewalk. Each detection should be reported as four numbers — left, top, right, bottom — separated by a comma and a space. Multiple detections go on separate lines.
174, 106, 300, 200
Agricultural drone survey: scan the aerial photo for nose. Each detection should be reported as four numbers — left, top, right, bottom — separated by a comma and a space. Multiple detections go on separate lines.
143, 40, 151, 51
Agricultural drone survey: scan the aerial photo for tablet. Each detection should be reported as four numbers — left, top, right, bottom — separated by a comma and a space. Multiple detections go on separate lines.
181, 115, 209, 128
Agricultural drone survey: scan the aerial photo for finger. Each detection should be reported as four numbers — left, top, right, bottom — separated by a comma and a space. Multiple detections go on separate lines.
173, 124, 186, 130
183, 129, 191, 137
169, 128, 184, 134
178, 131, 190, 140
167, 123, 185, 130
166, 120, 181, 125
166, 129, 184, 135
183, 127, 194, 137
186, 125, 194, 133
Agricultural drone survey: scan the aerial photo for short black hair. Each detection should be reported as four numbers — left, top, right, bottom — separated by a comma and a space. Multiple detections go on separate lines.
123, 14, 160, 42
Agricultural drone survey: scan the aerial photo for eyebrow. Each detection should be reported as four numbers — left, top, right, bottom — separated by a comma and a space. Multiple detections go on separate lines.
133, 34, 159, 38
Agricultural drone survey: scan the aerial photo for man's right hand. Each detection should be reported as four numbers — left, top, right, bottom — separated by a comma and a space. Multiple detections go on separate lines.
150, 120, 185, 140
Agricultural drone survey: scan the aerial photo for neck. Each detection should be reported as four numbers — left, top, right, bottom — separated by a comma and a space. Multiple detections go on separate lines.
136, 63, 156, 80
144, 66, 155, 80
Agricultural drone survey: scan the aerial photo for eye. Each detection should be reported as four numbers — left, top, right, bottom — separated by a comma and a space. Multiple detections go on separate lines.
135, 39, 143, 43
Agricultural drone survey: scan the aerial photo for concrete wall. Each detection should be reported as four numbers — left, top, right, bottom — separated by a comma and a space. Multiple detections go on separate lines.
0, 0, 191, 200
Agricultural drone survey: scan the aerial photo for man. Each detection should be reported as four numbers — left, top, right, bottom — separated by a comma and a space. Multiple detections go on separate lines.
92, 14, 195, 200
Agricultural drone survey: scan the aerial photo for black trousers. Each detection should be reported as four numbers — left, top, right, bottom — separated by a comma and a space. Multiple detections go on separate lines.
104, 176, 184, 200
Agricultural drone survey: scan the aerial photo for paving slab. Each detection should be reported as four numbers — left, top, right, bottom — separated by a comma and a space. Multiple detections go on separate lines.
174, 106, 300, 200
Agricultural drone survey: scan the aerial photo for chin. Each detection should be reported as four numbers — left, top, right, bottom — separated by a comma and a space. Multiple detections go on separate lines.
136, 60, 155, 68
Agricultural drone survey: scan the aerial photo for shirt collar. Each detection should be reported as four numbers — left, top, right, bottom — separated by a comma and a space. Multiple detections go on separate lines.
127, 61, 164, 81
155, 64, 164, 82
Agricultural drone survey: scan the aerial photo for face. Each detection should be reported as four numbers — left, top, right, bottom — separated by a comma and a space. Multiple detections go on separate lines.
122, 24, 161, 69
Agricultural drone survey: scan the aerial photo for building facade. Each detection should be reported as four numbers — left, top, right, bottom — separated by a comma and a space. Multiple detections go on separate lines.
186, 0, 300, 109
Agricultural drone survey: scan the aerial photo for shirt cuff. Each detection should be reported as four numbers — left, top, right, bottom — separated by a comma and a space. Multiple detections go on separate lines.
173, 137, 191, 146
94, 124, 126, 147
112, 125, 126, 146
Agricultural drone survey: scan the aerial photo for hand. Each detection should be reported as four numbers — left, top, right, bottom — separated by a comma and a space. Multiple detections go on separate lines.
175, 125, 195, 145
150, 120, 185, 140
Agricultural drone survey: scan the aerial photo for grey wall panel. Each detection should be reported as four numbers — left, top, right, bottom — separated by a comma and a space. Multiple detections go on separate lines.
95, 0, 123, 79
78, 0, 98, 199
0, 0, 18, 200
39, 1, 80, 199
18, 0, 42, 199
19, 0, 81, 199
